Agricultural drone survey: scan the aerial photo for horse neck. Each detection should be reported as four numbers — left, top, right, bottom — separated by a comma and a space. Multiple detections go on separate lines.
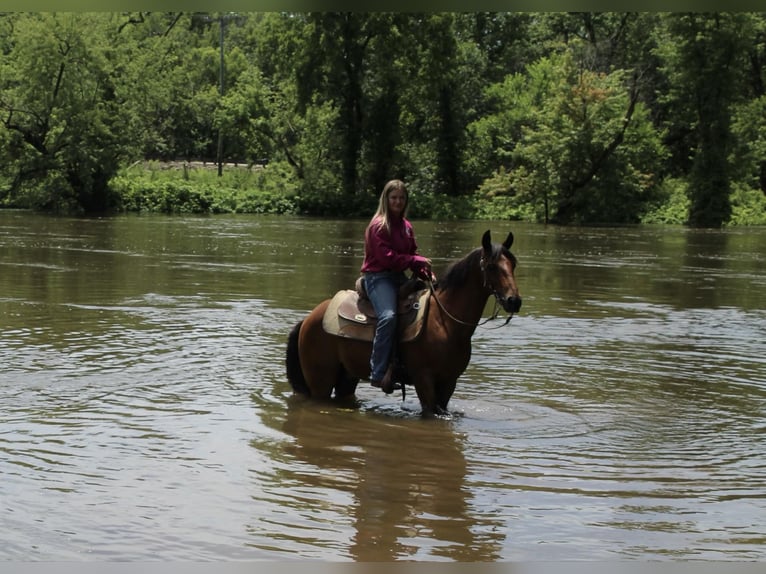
434, 268, 492, 332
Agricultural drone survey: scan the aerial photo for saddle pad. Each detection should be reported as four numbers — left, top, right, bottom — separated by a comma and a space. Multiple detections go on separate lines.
322, 289, 430, 343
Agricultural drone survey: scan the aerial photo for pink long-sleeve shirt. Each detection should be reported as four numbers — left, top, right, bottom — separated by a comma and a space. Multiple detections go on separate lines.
360, 216, 429, 274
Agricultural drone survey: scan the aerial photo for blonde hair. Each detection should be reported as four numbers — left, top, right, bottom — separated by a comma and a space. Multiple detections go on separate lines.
371, 179, 409, 233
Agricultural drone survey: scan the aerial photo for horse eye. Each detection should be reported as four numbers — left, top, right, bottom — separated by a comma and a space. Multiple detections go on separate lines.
486, 263, 498, 271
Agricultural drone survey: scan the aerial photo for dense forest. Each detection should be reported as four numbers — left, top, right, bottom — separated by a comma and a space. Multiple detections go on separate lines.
1, 12, 766, 226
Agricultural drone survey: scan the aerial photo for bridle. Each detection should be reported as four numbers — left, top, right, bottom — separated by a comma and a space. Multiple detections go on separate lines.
480, 254, 518, 327
426, 252, 517, 329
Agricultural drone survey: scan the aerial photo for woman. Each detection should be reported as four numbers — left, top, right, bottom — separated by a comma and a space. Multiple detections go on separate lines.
361, 179, 433, 394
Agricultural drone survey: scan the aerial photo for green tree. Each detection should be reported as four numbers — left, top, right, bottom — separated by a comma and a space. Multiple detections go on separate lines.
0, 13, 137, 211
472, 50, 665, 224
393, 14, 489, 197
236, 13, 344, 207
656, 13, 754, 227
115, 12, 225, 162
731, 13, 766, 198
2, 11, 763, 223
470, 12, 539, 82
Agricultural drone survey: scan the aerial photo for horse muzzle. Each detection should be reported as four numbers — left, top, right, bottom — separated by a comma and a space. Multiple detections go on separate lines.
501, 295, 522, 314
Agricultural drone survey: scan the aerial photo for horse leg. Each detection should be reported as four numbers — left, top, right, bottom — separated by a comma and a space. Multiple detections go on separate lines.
298, 301, 341, 399
286, 320, 310, 395
434, 379, 457, 415
333, 369, 359, 399
412, 375, 439, 418
412, 374, 457, 417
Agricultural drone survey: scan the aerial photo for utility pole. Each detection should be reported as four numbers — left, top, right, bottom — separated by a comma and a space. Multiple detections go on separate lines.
217, 13, 225, 177
200, 12, 239, 177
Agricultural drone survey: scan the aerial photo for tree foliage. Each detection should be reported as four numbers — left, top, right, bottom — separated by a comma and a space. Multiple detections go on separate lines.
1, 11, 765, 226
0, 13, 137, 211
656, 13, 755, 227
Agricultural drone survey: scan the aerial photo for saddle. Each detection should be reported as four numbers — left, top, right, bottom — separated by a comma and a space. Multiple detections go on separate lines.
322, 277, 430, 343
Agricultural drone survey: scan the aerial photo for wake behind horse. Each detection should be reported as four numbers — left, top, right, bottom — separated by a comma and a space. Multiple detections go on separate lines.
285, 230, 522, 416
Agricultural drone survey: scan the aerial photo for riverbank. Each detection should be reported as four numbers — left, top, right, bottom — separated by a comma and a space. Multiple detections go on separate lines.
4, 159, 765, 224
109, 162, 766, 225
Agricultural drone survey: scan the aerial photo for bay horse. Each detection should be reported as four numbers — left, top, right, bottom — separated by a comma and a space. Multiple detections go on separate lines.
285, 230, 522, 416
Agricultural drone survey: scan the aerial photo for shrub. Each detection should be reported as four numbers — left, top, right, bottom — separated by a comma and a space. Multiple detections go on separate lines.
729, 184, 766, 226
641, 177, 689, 225
110, 162, 300, 215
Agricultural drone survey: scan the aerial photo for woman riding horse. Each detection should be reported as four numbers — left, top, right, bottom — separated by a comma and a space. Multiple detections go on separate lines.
286, 228, 522, 417
361, 179, 434, 394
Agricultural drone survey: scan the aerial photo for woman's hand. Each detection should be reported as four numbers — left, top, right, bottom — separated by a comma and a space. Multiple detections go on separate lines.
413, 256, 435, 282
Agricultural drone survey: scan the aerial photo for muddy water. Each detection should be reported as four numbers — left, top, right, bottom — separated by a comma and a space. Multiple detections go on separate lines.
1, 212, 764, 561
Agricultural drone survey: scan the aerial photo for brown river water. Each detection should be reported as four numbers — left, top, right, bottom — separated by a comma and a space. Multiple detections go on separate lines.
1, 211, 764, 561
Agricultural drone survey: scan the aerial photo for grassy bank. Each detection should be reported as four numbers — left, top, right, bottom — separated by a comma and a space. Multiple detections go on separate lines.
110, 161, 300, 215
109, 161, 766, 225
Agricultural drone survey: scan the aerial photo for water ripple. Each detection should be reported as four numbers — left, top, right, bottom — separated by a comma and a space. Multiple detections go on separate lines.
2, 216, 765, 560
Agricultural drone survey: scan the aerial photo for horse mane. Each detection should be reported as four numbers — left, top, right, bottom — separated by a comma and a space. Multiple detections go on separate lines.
434, 243, 517, 293
435, 248, 481, 292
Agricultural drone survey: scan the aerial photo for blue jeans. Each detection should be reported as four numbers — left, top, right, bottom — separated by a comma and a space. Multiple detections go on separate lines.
364, 271, 407, 381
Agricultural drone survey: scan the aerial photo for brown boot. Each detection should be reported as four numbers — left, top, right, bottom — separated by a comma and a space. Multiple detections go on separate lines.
371, 364, 397, 394
379, 364, 396, 394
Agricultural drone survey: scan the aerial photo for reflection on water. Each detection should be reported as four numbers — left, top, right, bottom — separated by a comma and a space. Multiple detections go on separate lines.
252, 399, 504, 561
1, 212, 765, 560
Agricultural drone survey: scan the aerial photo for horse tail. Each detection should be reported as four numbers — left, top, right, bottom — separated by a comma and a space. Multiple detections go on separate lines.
286, 320, 310, 395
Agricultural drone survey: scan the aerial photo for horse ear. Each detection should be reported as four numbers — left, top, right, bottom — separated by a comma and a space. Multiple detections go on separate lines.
503, 231, 514, 250
482, 230, 492, 254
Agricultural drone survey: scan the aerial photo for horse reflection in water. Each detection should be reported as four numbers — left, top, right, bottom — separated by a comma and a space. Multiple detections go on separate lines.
265, 399, 506, 561
285, 230, 522, 416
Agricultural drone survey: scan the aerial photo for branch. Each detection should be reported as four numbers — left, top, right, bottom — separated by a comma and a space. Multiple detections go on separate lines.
164, 13, 183, 37
1, 104, 50, 155
117, 12, 145, 34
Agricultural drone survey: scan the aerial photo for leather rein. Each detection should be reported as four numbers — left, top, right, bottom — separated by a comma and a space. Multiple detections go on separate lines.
425, 255, 515, 329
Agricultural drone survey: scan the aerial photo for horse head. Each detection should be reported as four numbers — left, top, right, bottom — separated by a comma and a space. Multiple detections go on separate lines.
481, 230, 522, 314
